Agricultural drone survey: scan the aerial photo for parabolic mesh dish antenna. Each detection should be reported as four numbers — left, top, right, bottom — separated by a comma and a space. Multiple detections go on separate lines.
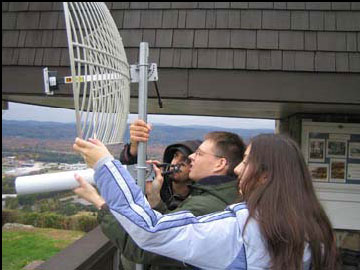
18, 2, 158, 215
63, 2, 130, 144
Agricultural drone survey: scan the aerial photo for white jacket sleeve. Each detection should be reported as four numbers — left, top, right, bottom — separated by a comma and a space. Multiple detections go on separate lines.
94, 159, 248, 270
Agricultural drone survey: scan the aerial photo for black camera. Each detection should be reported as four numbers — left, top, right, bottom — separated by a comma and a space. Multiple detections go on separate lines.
156, 163, 182, 176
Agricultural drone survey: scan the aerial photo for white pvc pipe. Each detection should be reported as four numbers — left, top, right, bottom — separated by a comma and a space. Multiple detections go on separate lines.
15, 169, 94, 195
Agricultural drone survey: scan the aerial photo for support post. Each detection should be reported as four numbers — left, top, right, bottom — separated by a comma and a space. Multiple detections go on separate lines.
135, 42, 149, 270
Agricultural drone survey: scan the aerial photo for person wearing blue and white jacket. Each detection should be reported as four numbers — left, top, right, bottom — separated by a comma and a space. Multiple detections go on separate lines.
73, 134, 337, 270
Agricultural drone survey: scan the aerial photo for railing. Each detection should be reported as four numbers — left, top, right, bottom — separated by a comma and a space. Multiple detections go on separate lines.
38, 226, 119, 270
35, 225, 360, 269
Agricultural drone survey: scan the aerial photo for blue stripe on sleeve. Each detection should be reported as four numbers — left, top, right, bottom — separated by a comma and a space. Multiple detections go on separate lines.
111, 160, 158, 225
96, 158, 246, 235
110, 205, 238, 234
198, 211, 235, 223
225, 243, 247, 270
228, 203, 247, 213
106, 166, 157, 229
105, 161, 157, 227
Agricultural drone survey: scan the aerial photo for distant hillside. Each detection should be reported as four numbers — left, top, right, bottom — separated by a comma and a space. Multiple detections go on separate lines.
2, 120, 77, 140
2, 120, 274, 144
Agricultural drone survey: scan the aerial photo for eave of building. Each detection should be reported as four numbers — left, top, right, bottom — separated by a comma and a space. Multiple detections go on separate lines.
3, 66, 360, 120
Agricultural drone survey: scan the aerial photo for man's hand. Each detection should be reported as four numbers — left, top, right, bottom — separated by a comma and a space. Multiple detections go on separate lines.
129, 120, 152, 157
73, 174, 105, 210
73, 137, 112, 169
145, 160, 164, 208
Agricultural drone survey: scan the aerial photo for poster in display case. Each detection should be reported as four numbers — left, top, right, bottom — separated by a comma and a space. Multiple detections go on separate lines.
327, 140, 347, 158
329, 159, 346, 183
301, 122, 360, 184
349, 142, 360, 159
309, 139, 326, 162
308, 163, 329, 182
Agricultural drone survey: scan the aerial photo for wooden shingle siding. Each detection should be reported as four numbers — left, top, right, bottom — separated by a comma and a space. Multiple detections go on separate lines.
140, 10, 162, 28
2, 31, 19, 47
162, 10, 178, 28
291, 11, 309, 30
24, 31, 43, 48
2, 2, 9, 11
143, 29, 156, 47
273, 3, 287, 10
149, 3, 172, 9
306, 2, 332, 10
347, 33, 357, 51
279, 31, 304, 50
2, 48, 14, 65
112, 3, 130, 10
317, 32, 346, 51
110, 10, 124, 28
16, 12, 40, 29
336, 52, 350, 72
351, 2, 360, 10
230, 30, 256, 49
331, 2, 351, 10
241, 10, 262, 29
315, 52, 336, 71
257, 30, 278, 49
337, 12, 360, 31
28, 2, 53, 11
8, 2, 29, 12
2, 13, 17, 29
194, 30, 209, 48
130, 2, 149, 9
262, 10, 291, 29
349, 53, 360, 71
186, 10, 206, 28
2, 2, 359, 73
18, 48, 36, 65
34, 48, 44, 66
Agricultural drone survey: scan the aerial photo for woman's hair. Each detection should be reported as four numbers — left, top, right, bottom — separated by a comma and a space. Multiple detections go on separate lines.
240, 134, 337, 270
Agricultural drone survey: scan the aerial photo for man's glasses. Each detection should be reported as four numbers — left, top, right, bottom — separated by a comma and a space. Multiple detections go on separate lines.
194, 148, 224, 159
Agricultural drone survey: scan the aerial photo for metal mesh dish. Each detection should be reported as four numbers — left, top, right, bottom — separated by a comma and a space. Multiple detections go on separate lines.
63, 2, 130, 144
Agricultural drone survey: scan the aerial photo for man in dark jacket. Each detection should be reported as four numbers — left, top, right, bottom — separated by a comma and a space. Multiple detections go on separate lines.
119, 119, 202, 211
94, 121, 245, 270
110, 120, 201, 269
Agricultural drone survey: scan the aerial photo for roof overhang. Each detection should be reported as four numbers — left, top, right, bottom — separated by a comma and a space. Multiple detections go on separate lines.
3, 66, 360, 120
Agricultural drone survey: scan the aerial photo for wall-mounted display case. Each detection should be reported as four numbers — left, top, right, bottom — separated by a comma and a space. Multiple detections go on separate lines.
301, 121, 360, 230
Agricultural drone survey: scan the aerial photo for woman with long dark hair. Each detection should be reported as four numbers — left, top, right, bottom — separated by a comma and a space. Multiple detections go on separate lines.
235, 134, 337, 269
73, 134, 337, 270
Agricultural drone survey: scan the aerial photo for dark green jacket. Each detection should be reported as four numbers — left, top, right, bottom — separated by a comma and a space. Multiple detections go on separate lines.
98, 175, 240, 270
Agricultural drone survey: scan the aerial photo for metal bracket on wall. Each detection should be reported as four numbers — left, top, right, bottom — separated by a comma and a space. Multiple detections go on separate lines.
130, 63, 162, 108
130, 63, 158, 83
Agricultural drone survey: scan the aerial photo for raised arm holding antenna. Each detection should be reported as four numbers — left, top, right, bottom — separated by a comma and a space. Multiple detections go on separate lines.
73, 134, 337, 270
74, 131, 246, 269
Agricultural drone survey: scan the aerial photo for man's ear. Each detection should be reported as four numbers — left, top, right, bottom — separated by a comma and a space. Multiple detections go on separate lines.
214, 157, 228, 173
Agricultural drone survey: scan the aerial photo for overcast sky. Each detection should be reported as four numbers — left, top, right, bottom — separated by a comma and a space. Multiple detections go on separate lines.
2, 102, 275, 130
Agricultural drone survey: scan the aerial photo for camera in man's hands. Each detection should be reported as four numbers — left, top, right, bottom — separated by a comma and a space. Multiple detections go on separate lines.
155, 163, 182, 176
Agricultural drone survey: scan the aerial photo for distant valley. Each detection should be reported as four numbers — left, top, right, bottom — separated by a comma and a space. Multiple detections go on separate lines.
2, 120, 273, 143
2, 120, 274, 161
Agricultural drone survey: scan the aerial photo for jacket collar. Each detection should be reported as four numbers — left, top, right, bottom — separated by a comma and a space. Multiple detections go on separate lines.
196, 175, 236, 186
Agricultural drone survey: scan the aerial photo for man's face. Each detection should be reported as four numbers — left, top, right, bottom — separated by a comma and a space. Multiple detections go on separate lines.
170, 151, 191, 183
188, 140, 221, 181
